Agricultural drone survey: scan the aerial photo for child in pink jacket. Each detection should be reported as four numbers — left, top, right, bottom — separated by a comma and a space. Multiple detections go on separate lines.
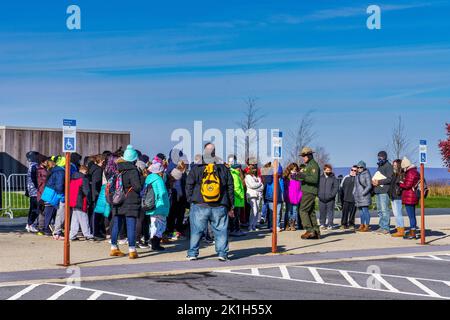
283, 163, 303, 231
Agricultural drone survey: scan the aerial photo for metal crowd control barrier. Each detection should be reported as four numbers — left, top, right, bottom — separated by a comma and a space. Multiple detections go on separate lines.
5, 174, 29, 219
0, 173, 11, 218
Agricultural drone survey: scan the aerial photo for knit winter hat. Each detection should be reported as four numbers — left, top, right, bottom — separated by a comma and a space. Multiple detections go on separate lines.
149, 160, 164, 174
401, 157, 412, 169
357, 161, 367, 169
123, 145, 138, 162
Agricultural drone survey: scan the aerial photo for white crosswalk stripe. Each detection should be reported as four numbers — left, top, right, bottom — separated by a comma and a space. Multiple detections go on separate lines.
216, 264, 450, 299
4, 283, 153, 300
400, 254, 450, 262
7, 284, 40, 300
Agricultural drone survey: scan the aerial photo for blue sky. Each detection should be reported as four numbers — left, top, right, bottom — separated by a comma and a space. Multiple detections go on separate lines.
1, 0, 449, 167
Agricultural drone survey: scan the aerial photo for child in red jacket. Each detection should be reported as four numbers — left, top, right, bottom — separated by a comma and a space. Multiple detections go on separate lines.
69, 165, 94, 241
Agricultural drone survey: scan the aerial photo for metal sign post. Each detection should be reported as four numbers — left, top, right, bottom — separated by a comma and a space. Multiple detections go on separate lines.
272, 130, 282, 253
62, 119, 77, 266
419, 140, 427, 245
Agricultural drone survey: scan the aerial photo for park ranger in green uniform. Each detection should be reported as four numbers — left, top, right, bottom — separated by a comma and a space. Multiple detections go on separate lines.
295, 147, 321, 239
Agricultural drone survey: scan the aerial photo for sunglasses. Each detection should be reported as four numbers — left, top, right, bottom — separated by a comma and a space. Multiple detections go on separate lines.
357, 166, 364, 169
351, 169, 357, 172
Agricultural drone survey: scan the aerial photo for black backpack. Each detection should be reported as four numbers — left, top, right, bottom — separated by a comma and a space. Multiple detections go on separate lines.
140, 183, 156, 212
413, 179, 429, 200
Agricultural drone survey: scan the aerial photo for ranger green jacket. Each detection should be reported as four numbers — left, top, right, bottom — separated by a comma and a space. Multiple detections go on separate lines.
295, 159, 320, 195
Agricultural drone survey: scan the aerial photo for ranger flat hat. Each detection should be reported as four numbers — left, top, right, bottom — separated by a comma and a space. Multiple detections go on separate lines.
300, 147, 315, 156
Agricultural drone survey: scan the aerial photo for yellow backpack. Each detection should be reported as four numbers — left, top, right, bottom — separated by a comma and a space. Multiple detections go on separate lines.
201, 164, 221, 202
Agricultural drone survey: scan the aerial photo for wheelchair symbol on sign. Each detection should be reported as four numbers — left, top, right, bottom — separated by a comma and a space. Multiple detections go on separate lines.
65, 138, 75, 151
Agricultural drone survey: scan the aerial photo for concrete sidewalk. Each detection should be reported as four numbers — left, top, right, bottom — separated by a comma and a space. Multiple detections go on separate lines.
0, 214, 449, 279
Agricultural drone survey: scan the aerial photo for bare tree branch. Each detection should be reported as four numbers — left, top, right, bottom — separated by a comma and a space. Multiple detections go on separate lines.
286, 110, 316, 164
390, 115, 413, 161
235, 97, 267, 162
314, 145, 331, 169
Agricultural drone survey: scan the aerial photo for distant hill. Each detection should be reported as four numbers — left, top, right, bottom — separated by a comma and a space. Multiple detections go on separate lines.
334, 167, 449, 183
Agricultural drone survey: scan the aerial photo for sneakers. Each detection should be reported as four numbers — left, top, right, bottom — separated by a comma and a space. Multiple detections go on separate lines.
186, 256, 198, 261
218, 256, 229, 262
118, 239, 128, 245
327, 225, 334, 231
375, 228, 390, 235
320, 225, 327, 231
137, 241, 150, 249
26, 225, 39, 233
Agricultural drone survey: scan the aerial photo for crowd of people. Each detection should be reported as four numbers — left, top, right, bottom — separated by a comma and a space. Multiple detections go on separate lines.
23, 144, 423, 260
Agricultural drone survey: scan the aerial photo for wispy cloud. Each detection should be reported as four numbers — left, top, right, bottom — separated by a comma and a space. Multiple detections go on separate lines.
270, 2, 438, 25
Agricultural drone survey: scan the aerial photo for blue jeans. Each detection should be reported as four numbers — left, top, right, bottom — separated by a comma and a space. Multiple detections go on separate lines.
376, 193, 391, 231
261, 202, 269, 220
267, 202, 282, 229
405, 205, 417, 230
359, 206, 370, 225
111, 215, 136, 250
286, 203, 298, 222
391, 200, 404, 228
188, 204, 229, 258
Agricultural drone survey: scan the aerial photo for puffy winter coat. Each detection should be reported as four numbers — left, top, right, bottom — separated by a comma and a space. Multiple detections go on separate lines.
284, 177, 303, 205
245, 174, 263, 200
94, 184, 111, 218
318, 173, 339, 203
26, 162, 38, 197
263, 175, 284, 203
88, 163, 103, 204
69, 172, 90, 211
112, 161, 144, 218
340, 174, 355, 203
230, 168, 245, 208
37, 166, 48, 202
400, 167, 420, 205
353, 169, 373, 207
144, 173, 171, 217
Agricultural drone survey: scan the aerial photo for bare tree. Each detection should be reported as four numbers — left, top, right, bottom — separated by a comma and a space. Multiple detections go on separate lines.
390, 116, 413, 161
236, 97, 266, 162
286, 110, 316, 165
314, 145, 331, 169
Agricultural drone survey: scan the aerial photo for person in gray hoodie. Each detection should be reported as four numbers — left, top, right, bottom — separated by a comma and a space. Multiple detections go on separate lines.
318, 164, 339, 230
372, 151, 394, 234
353, 161, 373, 232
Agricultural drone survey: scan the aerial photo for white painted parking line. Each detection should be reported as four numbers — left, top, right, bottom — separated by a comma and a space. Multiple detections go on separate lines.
216, 265, 450, 300
308, 267, 324, 284
371, 274, 400, 293
407, 277, 442, 298
3, 283, 153, 300
87, 291, 103, 300
339, 270, 361, 288
46, 283, 153, 300
251, 268, 260, 276
47, 286, 73, 300
7, 284, 40, 300
400, 255, 450, 262
279, 266, 291, 280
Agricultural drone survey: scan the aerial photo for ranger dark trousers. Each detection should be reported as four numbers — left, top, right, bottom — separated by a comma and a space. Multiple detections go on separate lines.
341, 201, 357, 227
299, 192, 319, 234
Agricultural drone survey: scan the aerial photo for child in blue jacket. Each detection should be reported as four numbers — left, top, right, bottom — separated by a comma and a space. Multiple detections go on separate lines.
144, 160, 171, 251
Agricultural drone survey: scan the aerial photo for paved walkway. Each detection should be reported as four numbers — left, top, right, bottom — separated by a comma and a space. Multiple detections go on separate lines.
0, 213, 449, 285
